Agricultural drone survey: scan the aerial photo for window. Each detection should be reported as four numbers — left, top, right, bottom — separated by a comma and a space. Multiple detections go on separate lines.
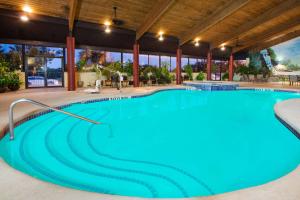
47, 47, 63, 57
181, 57, 188, 69
75, 49, 86, 69
139, 54, 148, 66
171, 57, 176, 72
123, 52, 133, 63
0, 43, 23, 71
189, 58, 197, 65
211, 60, 228, 81
87, 49, 105, 66
197, 58, 206, 72
160, 56, 170, 69
25, 45, 63, 57
72, 48, 105, 70
106, 51, 121, 63
189, 58, 197, 71
149, 55, 159, 67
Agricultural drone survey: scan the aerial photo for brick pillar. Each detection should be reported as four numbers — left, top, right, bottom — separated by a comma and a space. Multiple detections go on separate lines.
133, 41, 139, 87
229, 53, 234, 81
207, 51, 212, 81
66, 36, 76, 91
176, 48, 182, 84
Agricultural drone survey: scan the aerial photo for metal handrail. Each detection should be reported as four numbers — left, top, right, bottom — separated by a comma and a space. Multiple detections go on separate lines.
8, 98, 100, 140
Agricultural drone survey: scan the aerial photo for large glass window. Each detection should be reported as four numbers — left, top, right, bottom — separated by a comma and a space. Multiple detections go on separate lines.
84, 49, 105, 68
181, 57, 188, 69
149, 55, 159, 67
47, 47, 63, 57
139, 54, 148, 66
197, 58, 207, 72
74, 49, 86, 70
0, 43, 23, 71
211, 60, 228, 81
189, 58, 197, 72
25, 45, 63, 57
171, 57, 176, 72
160, 56, 170, 69
106, 51, 121, 63
123, 52, 133, 63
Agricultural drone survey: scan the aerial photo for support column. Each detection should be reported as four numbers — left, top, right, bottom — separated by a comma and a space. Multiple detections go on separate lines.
229, 53, 234, 81
66, 36, 76, 91
133, 41, 139, 87
207, 51, 212, 81
176, 48, 182, 85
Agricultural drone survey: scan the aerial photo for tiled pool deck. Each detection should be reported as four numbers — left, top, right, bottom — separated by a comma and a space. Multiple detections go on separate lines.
0, 82, 300, 200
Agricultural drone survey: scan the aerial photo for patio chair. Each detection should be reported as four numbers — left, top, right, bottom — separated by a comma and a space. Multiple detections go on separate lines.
84, 80, 101, 93
289, 75, 297, 86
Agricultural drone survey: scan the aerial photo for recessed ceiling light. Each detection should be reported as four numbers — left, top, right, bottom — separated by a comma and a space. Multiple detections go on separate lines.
158, 31, 164, 41
20, 15, 29, 22
105, 27, 111, 33
158, 35, 164, 41
221, 46, 226, 51
194, 38, 200, 47
22, 5, 32, 13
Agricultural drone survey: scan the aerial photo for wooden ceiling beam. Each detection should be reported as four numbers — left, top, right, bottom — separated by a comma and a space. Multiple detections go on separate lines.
68, 0, 79, 34
250, 29, 300, 51
135, 0, 175, 40
211, 0, 300, 49
233, 17, 300, 53
179, 0, 250, 46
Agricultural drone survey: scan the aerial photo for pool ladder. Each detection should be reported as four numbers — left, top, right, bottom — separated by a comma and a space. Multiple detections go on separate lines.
8, 98, 101, 140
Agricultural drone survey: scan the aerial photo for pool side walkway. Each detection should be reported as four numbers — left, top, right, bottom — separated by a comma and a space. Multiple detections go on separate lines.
275, 99, 300, 138
1, 83, 300, 200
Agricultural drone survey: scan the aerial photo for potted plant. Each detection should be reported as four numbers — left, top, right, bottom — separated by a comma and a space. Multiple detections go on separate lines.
76, 60, 86, 88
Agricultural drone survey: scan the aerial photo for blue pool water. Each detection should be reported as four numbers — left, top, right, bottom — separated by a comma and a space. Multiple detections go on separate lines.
1, 89, 300, 198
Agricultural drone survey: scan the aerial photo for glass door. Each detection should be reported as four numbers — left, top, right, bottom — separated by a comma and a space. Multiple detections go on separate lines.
46, 58, 63, 87
27, 57, 46, 88
26, 57, 63, 88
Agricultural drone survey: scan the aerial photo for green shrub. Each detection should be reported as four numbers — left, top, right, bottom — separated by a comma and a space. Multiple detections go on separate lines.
160, 66, 172, 84
222, 72, 229, 80
183, 64, 193, 80
123, 61, 133, 76
0, 59, 9, 92
76, 60, 86, 72
0, 77, 7, 92
0, 58, 21, 92
196, 72, 205, 81
7, 72, 21, 91
139, 65, 172, 85
0, 59, 9, 76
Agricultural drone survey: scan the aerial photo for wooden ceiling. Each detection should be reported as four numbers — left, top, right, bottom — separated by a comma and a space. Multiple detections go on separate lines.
0, 0, 299, 52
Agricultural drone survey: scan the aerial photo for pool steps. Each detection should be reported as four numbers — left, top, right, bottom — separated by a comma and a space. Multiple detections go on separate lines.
9, 98, 100, 140
14, 106, 213, 197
